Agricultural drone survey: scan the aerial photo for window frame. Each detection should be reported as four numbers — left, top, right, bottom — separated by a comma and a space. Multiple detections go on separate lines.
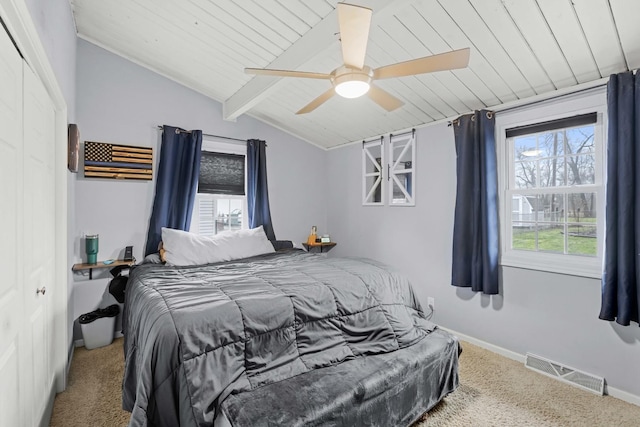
496, 88, 606, 278
189, 138, 248, 236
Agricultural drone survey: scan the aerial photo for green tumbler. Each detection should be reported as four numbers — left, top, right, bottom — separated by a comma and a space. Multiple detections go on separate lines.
85, 234, 99, 264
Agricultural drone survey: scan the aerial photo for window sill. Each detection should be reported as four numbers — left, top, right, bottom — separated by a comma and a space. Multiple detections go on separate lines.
501, 251, 602, 279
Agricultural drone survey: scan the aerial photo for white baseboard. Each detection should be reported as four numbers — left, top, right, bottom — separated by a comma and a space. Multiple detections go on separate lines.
441, 327, 640, 407
66, 342, 74, 379
606, 385, 640, 407
39, 380, 56, 427
441, 327, 526, 363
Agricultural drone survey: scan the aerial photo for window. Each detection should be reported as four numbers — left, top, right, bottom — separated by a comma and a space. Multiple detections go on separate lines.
496, 89, 605, 278
189, 139, 246, 237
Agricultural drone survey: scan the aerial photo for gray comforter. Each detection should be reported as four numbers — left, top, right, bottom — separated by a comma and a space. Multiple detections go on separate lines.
123, 250, 440, 426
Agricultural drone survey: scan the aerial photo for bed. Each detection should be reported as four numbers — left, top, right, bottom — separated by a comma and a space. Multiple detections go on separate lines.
122, 247, 460, 427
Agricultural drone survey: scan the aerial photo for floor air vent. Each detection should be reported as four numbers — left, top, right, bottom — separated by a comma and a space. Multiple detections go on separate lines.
525, 353, 604, 395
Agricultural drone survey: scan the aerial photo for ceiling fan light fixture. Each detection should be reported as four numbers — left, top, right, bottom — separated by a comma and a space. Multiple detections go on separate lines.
335, 80, 370, 98
332, 66, 373, 99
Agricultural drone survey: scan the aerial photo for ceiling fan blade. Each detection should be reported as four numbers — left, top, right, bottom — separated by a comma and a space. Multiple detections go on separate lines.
373, 48, 471, 80
245, 68, 331, 80
337, 3, 372, 69
367, 85, 403, 112
296, 88, 336, 114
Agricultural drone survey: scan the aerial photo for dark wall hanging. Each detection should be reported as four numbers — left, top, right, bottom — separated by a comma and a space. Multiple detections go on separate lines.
67, 123, 79, 173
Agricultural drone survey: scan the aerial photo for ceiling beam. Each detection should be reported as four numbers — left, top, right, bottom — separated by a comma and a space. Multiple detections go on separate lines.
222, 0, 402, 121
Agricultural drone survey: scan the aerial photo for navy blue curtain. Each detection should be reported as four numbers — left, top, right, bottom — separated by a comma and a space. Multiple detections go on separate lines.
600, 71, 640, 326
451, 110, 500, 294
144, 126, 202, 256
247, 139, 276, 240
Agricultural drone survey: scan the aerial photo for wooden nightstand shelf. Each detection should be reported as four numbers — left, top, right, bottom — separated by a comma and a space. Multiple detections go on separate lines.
72, 259, 134, 280
302, 242, 337, 253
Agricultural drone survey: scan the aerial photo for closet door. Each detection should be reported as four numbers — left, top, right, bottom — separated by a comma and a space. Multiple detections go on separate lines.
23, 62, 56, 423
0, 23, 27, 427
0, 24, 56, 426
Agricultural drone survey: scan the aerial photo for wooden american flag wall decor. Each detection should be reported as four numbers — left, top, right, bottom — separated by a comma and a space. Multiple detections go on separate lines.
84, 141, 153, 180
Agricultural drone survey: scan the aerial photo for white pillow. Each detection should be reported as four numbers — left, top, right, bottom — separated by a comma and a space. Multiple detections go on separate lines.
161, 226, 275, 266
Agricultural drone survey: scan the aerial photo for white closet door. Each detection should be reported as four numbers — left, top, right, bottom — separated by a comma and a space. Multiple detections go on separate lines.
23, 61, 56, 423
0, 23, 27, 427
0, 23, 56, 426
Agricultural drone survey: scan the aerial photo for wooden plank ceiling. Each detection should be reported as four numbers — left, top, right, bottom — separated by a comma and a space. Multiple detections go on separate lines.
71, 0, 640, 149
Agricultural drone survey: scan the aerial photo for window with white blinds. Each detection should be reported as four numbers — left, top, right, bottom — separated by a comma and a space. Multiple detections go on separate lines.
189, 139, 247, 237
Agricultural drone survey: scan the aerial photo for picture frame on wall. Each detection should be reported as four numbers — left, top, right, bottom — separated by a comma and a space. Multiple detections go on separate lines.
68, 123, 79, 173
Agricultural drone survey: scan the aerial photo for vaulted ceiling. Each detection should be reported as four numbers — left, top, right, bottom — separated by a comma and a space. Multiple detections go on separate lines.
70, 0, 640, 149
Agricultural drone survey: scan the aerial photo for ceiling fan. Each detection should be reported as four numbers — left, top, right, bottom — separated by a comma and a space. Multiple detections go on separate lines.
245, 3, 470, 114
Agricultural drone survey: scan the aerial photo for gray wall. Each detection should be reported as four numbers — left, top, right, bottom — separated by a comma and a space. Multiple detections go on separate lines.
24, 0, 77, 360
326, 121, 640, 399
72, 39, 327, 339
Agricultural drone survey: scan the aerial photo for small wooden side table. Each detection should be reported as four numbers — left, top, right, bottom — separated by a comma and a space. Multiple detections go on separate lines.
302, 242, 337, 254
72, 259, 134, 280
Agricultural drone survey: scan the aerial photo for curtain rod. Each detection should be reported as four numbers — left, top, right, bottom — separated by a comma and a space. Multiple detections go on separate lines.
445, 77, 609, 127
156, 126, 246, 143
494, 82, 607, 115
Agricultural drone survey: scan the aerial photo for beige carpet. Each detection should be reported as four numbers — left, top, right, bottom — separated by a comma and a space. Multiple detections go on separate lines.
50, 338, 640, 426
50, 339, 130, 427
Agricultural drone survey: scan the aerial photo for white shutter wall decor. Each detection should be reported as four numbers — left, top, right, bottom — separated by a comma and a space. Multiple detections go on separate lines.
388, 130, 416, 206
362, 136, 385, 206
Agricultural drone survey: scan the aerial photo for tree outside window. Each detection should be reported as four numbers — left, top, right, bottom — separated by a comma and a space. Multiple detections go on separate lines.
510, 123, 598, 257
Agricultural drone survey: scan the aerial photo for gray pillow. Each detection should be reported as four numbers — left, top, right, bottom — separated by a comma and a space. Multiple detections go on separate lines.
142, 253, 163, 264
